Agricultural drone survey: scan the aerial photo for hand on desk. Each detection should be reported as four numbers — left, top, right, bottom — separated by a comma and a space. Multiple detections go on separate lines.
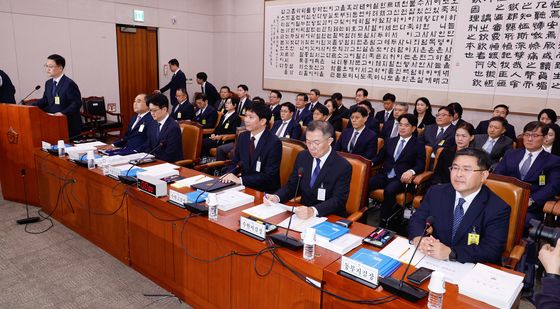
294, 206, 314, 220
220, 173, 241, 185
539, 239, 560, 275
416, 235, 452, 260
263, 194, 280, 205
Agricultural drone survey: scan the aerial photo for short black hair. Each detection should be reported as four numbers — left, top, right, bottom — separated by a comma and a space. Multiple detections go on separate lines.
270, 90, 282, 99
297, 93, 309, 102
448, 102, 463, 118
280, 102, 295, 113
220, 85, 231, 92
357, 100, 373, 113
247, 102, 272, 122
310, 88, 320, 96
147, 93, 169, 110
398, 114, 418, 127
331, 92, 343, 101
382, 93, 396, 102
456, 122, 476, 136
176, 88, 189, 101
168, 58, 179, 66
252, 96, 265, 105
226, 97, 238, 107
438, 106, 455, 117
356, 88, 369, 97
351, 106, 369, 117
324, 98, 338, 111
413, 97, 432, 117
307, 120, 334, 139
454, 148, 492, 171
48, 54, 66, 68
194, 92, 208, 102
312, 104, 329, 116
488, 116, 507, 129
524, 121, 550, 136
494, 104, 509, 115
539, 108, 557, 124
196, 72, 207, 81
237, 84, 249, 91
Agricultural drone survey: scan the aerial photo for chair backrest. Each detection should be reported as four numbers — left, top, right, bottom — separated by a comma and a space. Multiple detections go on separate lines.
213, 111, 223, 128
335, 131, 341, 142
377, 138, 384, 155
341, 118, 349, 130
516, 134, 524, 150
179, 121, 203, 162
424, 145, 434, 172
430, 146, 442, 172
83, 96, 107, 118
338, 152, 372, 214
301, 125, 306, 139
279, 139, 306, 186
485, 174, 531, 257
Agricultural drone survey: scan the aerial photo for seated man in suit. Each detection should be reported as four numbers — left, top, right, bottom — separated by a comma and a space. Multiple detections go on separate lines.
380, 101, 409, 140
369, 114, 426, 226
448, 102, 466, 127
201, 97, 241, 157
271, 102, 301, 140
194, 93, 218, 129
472, 116, 513, 169
475, 104, 516, 140
265, 121, 352, 219
300, 104, 329, 141
421, 106, 456, 156
335, 106, 377, 161
307, 88, 321, 110
220, 103, 282, 193
409, 148, 510, 264
215, 86, 231, 112
170, 88, 194, 121
139, 94, 183, 163
293, 93, 312, 126
196, 72, 219, 108
33, 54, 83, 138
154, 58, 185, 108
494, 121, 560, 227
346, 100, 380, 134
236, 84, 252, 116
354, 88, 369, 104
375, 93, 395, 124
331, 92, 349, 119
268, 90, 282, 122
112, 93, 154, 151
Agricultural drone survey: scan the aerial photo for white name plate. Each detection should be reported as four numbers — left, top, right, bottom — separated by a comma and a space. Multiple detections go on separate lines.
239, 216, 266, 240
340, 256, 379, 286
169, 189, 187, 206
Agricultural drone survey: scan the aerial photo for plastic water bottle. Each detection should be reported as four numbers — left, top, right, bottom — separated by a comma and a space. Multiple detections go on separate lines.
57, 140, 65, 157
303, 227, 316, 261
207, 193, 218, 221
427, 271, 446, 309
87, 150, 95, 170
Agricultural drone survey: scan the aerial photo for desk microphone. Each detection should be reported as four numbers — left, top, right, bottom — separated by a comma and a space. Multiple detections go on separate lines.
16, 169, 40, 224
379, 216, 433, 302
118, 141, 165, 184
184, 162, 243, 215
19, 85, 41, 104
270, 167, 304, 250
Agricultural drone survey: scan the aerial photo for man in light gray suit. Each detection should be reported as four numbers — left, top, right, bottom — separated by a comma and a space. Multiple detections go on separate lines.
472, 116, 513, 170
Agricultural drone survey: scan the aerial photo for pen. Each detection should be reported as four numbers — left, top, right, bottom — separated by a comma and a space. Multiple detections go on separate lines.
398, 247, 410, 260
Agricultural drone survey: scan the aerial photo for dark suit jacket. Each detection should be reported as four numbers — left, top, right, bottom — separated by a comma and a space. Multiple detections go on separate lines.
34, 75, 82, 138
160, 70, 186, 107
337, 105, 349, 119
472, 134, 513, 167
375, 109, 394, 124
214, 112, 241, 136
293, 107, 312, 126
271, 119, 301, 140
140, 117, 183, 163
476, 119, 517, 140
275, 149, 352, 217
0, 69, 16, 103
536, 277, 560, 308
381, 119, 399, 140
421, 124, 456, 152
335, 127, 377, 161
494, 149, 560, 208
431, 147, 455, 185
327, 115, 343, 132
113, 113, 155, 151
237, 98, 253, 116
270, 105, 281, 122
409, 184, 510, 264
201, 81, 219, 109
171, 100, 195, 121
195, 105, 218, 129
373, 135, 426, 178
228, 129, 282, 193
417, 112, 436, 129
215, 99, 227, 113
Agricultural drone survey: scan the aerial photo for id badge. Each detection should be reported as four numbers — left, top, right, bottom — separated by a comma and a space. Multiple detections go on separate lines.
225, 123, 229, 129
468, 227, 479, 245
202, 119, 206, 125
539, 174, 546, 186
177, 112, 182, 119
299, 120, 303, 126
54, 96, 60, 105
318, 185, 326, 201
256, 160, 262, 172
242, 109, 246, 115
138, 124, 145, 132
271, 115, 275, 122
438, 139, 445, 146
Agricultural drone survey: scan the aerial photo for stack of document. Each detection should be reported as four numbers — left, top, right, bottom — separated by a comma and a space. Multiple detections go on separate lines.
95, 153, 154, 166
303, 221, 359, 255
380, 237, 424, 266
216, 191, 255, 211
459, 263, 523, 308
278, 215, 326, 232
242, 203, 293, 219
170, 175, 214, 189
349, 248, 401, 278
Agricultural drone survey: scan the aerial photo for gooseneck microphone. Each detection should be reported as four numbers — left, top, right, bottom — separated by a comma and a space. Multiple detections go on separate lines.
270, 167, 304, 250
19, 85, 41, 105
118, 141, 165, 184
378, 216, 434, 302
16, 169, 41, 224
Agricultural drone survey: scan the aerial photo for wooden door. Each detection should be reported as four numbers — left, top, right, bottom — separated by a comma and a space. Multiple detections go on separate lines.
116, 25, 158, 127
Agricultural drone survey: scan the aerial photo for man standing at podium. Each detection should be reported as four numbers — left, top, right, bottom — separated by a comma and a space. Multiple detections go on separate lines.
33, 54, 82, 139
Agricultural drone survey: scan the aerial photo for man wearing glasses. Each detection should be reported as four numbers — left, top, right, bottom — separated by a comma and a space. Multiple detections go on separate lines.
34, 54, 82, 139
494, 121, 560, 227
421, 106, 457, 156
265, 121, 352, 219
139, 93, 183, 163
409, 148, 510, 264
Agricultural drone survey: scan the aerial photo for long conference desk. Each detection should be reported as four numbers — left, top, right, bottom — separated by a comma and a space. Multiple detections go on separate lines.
33, 149, 521, 308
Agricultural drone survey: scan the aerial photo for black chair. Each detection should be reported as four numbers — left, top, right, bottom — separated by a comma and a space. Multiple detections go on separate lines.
81, 96, 122, 141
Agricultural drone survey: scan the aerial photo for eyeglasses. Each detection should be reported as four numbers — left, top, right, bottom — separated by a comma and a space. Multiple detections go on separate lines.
523, 133, 544, 139
449, 165, 486, 174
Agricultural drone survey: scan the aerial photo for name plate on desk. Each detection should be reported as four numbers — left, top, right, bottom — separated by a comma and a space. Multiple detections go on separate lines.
137, 174, 167, 197
239, 216, 266, 240
340, 256, 379, 286
168, 189, 187, 207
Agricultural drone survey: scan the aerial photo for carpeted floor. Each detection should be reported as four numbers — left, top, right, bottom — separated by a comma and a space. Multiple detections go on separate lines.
0, 191, 191, 309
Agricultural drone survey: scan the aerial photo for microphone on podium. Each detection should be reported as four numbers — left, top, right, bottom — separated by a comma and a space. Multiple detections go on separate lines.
270, 167, 304, 250
19, 85, 41, 105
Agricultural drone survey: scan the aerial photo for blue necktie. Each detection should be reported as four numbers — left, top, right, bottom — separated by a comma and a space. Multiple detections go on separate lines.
387, 139, 406, 178
519, 153, 533, 180
51, 80, 57, 97
309, 158, 321, 188
452, 198, 466, 241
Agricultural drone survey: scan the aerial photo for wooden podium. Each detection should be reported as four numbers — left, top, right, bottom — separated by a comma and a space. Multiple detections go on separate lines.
0, 104, 68, 205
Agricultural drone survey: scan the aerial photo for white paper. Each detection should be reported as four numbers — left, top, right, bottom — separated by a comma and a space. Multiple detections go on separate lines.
277, 215, 327, 233
242, 203, 293, 220
316, 233, 362, 255
416, 256, 475, 285
141, 163, 180, 171
170, 175, 214, 189
380, 237, 425, 266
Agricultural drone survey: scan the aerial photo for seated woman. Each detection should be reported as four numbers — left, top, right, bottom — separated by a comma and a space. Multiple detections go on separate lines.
430, 122, 475, 185
324, 98, 343, 132
539, 108, 557, 125
543, 124, 560, 156
413, 97, 435, 130
201, 97, 241, 157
